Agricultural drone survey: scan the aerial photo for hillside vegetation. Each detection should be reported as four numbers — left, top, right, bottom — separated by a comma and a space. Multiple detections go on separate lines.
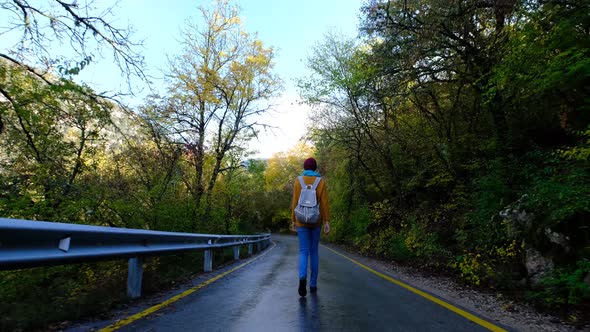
297, 0, 590, 325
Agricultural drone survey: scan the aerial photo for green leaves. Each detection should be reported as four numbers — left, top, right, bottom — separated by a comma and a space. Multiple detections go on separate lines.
57, 56, 93, 76
0, 59, 112, 221
529, 259, 590, 307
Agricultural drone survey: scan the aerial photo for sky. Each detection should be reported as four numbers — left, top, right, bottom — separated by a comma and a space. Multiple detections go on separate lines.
1, 0, 363, 158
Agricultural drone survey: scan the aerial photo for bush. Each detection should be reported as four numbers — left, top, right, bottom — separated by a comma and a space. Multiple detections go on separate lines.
0, 262, 127, 331
528, 259, 590, 307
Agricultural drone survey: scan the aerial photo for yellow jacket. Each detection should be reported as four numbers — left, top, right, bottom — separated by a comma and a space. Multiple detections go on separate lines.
291, 176, 330, 228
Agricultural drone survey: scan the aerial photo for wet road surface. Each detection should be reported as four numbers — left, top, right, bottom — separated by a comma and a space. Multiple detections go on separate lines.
100, 235, 508, 331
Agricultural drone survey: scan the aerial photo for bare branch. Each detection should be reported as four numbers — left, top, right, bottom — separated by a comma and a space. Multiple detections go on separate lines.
2, 0, 146, 90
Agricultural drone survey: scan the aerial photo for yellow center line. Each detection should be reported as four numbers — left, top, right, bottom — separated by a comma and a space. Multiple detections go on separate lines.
322, 244, 508, 332
100, 242, 276, 332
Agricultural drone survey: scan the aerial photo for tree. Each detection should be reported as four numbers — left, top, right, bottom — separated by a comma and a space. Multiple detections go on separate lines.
0, 0, 147, 148
299, 32, 405, 199
0, 61, 112, 219
0, 0, 145, 84
360, 0, 519, 147
156, 0, 281, 224
265, 142, 314, 192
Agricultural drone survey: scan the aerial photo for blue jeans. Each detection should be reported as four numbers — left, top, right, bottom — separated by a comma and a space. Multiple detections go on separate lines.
297, 226, 321, 287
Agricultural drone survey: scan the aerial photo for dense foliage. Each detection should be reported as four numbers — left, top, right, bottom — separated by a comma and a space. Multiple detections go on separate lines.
298, 0, 589, 323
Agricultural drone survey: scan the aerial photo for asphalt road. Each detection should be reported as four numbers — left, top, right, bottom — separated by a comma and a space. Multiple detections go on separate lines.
91, 234, 509, 331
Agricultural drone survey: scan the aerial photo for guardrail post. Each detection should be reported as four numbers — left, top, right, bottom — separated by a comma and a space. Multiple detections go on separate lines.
233, 245, 240, 260
204, 240, 213, 272
248, 243, 253, 256
257, 240, 261, 252
127, 257, 143, 299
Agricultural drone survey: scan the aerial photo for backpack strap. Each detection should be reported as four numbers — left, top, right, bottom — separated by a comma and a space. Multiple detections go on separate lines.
298, 176, 306, 189
310, 177, 321, 190
298, 176, 322, 190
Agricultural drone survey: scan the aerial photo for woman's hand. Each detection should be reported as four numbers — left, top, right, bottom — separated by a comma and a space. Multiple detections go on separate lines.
291, 222, 296, 232
323, 222, 331, 234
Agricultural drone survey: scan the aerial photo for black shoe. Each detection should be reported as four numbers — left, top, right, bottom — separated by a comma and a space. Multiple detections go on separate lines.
310, 286, 317, 294
298, 279, 307, 297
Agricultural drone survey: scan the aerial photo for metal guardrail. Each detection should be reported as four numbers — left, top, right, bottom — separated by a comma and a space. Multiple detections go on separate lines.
0, 218, 271, 298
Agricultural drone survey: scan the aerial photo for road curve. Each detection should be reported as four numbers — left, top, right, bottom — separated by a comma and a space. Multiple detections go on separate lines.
87, 235, 511, 331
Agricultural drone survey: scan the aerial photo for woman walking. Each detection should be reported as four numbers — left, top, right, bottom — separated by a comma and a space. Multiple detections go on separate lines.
291, 157, 330, 297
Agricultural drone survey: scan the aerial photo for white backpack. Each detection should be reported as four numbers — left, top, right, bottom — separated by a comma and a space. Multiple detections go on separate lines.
294, 176, 321, 224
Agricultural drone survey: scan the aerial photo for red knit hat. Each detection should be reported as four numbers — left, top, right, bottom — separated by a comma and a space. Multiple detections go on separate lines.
303, 158, 317, 171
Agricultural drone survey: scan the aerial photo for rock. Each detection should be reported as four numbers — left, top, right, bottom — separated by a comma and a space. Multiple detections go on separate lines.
499, 208, 533, 224
499, 195, 534, 236
544, 228, 571, 252
525, 248, 554, 286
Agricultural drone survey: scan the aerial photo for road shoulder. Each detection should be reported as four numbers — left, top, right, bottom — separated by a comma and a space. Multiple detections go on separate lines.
63, 244, 276, 332
320, 240, 583, 332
